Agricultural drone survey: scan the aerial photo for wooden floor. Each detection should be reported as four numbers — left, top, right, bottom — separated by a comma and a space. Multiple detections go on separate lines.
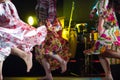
4, 77, 104, 80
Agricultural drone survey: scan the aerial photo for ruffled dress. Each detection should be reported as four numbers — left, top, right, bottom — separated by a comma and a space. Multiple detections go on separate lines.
0, 1, 47, 61
35, 0, 71, 70
90, 0, 120, 55
35, 19, 71, 70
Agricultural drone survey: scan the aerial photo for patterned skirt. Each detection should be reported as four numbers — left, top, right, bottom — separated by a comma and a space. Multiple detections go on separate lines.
91, 27, 120, 55
35, 30, 71, 70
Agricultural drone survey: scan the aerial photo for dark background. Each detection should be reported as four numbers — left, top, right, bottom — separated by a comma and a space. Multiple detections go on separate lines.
11, 0, 97, 26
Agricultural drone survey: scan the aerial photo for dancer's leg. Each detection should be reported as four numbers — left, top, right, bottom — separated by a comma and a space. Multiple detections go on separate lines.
0, 61, 3, 80
34, 46, 53, 80
101, 49, 120, 59
40, 58, 53, 80
11, 47, 33, 72
84, 48, 120, 59
99, 55, 113, 80
47, 52, 67, 73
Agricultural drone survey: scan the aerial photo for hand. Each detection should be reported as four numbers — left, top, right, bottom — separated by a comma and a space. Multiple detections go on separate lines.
89, 13, 94, 20
89, 9, 97, 20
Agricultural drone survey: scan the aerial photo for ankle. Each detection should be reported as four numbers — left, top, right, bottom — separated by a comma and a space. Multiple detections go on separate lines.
21, 53, 27, 59
46, 68, 51, 73
61, 60, 67, 73
46, 74, 53, 80
0, 74, 3, 80
60, 59, 64, 63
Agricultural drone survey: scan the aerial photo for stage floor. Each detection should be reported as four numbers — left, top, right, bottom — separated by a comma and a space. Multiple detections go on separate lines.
4, 77, 104, 80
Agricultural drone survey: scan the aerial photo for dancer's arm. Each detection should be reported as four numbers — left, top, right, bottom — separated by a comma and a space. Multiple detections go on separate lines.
98, 0, 109, 35
47, 0, 57, 23
103, 0, 109, 10
89, 1, 98, 19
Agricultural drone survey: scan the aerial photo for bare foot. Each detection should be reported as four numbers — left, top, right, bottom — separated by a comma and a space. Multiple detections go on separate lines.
24, 52, 33, 72
106, 74, 113, 80
39, 76, 53, 80
11, 48, 33, 72
61, 60, 67, 73
102, 75, 113, 80
40, 76, 48, 80
102, 77, 113, 80
0, 75, 3, 80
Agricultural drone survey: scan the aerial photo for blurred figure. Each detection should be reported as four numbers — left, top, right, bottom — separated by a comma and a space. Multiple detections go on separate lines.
35, 0, 71, 80
84, 0, 120, 80
0, 0, 47, 79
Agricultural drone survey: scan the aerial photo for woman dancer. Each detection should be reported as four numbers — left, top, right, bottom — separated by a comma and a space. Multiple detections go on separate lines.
0, 0, 47, 79
35, 0, 71, 80
84, 0, 120, 80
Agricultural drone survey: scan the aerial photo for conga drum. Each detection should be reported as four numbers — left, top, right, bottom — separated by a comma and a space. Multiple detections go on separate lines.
109, 45, 120, 64
69, 28, 77, 58
62, 28, 77, 58
109, 58, 120, 64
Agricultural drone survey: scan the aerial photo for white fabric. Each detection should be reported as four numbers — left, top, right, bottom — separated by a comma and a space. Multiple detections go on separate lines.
0, 1, 47, 61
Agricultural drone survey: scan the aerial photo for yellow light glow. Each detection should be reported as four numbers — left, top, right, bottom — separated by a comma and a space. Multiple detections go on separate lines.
62, 28, 69, 41
28, 16, 34, 25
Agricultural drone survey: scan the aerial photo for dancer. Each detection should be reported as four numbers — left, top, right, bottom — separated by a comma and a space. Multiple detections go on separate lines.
84, 0, 120, 80
0, 0, 47, 79
35, 0, 71, 80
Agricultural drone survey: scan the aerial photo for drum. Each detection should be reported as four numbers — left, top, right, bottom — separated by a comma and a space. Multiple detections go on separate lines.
62, 28, 69, 41
109, 58, 120, 64
62, 28, 77, 58
69, 29, 77, 58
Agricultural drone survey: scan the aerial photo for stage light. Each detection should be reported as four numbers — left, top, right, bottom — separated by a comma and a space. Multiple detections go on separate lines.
27, 16, 35, 26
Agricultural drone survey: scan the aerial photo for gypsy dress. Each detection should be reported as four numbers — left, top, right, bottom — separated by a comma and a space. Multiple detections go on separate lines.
90, 0, 120, 55
35, 0, 71, 70
0, 1, 47, 61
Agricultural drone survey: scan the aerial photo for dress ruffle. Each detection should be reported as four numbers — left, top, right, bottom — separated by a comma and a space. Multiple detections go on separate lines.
0, 1, 47, 61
